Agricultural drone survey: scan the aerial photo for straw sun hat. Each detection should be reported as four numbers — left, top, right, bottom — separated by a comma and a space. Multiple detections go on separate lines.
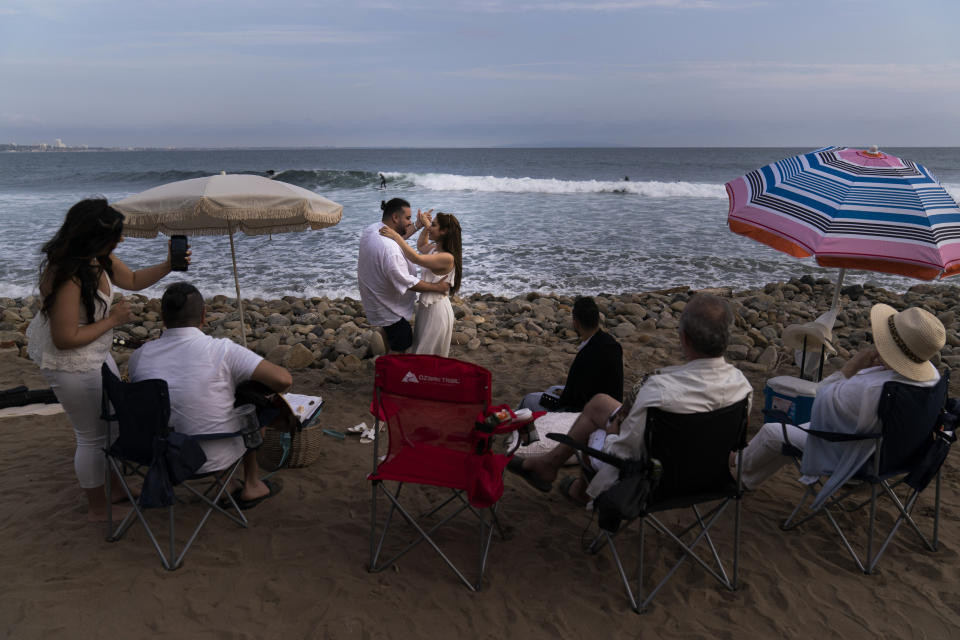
782, 320, 837, 355
869, 304, 946, 382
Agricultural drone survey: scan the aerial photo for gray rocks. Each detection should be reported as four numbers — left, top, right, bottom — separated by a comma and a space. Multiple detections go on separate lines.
267, 313, 291, 327
4, 277, 960, 380
283, 343, 315, 369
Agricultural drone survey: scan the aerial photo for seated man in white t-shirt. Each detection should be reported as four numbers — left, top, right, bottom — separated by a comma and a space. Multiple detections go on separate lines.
129, 282, 293, 508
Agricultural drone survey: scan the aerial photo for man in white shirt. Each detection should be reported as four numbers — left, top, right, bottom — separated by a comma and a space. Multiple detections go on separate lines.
358, 198, 450, 352
129, 283, 293, 508
508, 294, 753, 505
737, 304, 944, 509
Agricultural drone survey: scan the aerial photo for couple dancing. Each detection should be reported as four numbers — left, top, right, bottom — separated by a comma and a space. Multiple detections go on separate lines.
358, 197, 463, 356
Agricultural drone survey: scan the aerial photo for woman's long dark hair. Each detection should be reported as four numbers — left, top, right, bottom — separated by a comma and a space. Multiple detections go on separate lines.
39, 198, 124, 323
435, 212, 462, 295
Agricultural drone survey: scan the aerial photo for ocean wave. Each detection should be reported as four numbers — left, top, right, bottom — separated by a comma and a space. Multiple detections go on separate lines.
271, 169, 379, 190
382, 172, 726, 198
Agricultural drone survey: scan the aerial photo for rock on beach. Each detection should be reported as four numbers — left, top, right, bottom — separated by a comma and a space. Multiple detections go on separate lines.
5, 277, 960, 389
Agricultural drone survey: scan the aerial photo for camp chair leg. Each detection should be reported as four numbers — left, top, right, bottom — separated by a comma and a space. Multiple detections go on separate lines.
107, 455, 246, 571
171, 463, 246, 570
647, 503, 735, 589
369, 481, 492, 590
475, 504, 497, 592
732, 495, 742, 590
604, 530, 639, 612
865, 483, 878, 574
621, 501, 737, 612
933, 469, 942, 550
586, 532, 608, 555
692, 504, 730, 586
782, 486, 817, 530
421, 490, 461, 519
451, 491, 508, 541
369, 482, 402, 572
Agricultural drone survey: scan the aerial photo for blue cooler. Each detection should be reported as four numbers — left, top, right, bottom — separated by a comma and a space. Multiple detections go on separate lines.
763, 376, 819, 425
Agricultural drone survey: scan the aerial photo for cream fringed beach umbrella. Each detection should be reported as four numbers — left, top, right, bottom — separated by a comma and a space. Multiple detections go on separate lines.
114, 172, 343, 346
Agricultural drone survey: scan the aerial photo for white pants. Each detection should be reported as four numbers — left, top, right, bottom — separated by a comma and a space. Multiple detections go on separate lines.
41, 356, 119, 489
739, 421, 808, 490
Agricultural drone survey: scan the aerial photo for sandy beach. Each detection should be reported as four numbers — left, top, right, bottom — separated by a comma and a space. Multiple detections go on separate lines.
2, 280, 960, 639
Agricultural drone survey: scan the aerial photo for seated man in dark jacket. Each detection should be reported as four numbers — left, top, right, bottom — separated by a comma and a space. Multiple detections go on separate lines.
519, 296, 624, 412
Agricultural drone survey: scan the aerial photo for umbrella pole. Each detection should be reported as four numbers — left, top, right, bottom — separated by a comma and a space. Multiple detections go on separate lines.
228, 223, 248, 347
831, 268, 847, 311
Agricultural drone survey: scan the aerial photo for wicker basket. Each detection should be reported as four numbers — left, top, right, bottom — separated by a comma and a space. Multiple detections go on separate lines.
258, 423, 324, 470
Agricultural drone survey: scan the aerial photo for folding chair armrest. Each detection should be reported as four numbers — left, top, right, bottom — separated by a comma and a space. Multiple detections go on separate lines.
802, 428, 881, 443
189, 431, 245, 441
763, 407, 880, 445
547, 432, 631, 470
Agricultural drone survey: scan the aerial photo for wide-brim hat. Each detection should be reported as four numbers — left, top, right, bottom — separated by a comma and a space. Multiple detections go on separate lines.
870, 304, 945, 382
782, 319, 837, 355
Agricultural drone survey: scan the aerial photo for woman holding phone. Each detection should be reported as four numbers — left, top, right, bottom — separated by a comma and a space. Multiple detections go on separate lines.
379, 210, 462, 356
26, 198, 186, 522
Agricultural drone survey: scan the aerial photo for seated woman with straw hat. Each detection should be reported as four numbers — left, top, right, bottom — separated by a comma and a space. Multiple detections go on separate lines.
735, 304, 945, 505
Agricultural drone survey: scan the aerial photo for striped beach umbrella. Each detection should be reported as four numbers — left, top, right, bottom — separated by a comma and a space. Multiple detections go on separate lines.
726, 146, 960, 281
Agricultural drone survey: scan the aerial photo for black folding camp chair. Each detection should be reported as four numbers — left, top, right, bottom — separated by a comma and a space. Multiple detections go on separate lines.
550, 396, 750, 612
769, 370, 952, 574
101, 363, 254, 571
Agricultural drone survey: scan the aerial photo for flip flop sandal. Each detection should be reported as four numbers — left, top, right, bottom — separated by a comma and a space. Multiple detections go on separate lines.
232, 478, 283, 510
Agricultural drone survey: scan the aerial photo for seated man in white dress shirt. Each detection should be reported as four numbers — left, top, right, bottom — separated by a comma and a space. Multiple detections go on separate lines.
737, 304, 944, 509
357, 198, 450, 352
508, 293, 753, 505
129, 282, 293, 508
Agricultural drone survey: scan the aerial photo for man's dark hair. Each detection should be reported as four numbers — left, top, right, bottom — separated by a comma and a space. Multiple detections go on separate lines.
161, 282, 205, 328
678, 293, 733, 357
572, 296, 600, 330
380, 197, 410, 221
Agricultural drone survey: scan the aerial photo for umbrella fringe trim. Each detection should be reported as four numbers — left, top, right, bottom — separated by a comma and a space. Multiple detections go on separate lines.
121, 222, 338, 238
194, 198, 341, 222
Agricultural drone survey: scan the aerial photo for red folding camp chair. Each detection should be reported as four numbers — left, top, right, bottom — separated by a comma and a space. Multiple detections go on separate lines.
367, 354, 538, 590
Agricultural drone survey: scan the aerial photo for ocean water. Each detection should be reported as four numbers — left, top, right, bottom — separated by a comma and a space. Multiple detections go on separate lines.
1, 147, 959, 301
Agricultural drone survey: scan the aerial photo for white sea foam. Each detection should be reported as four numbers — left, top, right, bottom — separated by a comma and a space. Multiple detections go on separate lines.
945, 184, 960, 201
384, 172, 726, 198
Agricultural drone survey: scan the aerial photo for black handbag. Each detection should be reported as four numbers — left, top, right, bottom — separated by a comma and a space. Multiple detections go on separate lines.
595, 458, 662, 533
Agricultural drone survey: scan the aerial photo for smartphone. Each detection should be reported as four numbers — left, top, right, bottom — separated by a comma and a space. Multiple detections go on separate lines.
170, 235, 189, 272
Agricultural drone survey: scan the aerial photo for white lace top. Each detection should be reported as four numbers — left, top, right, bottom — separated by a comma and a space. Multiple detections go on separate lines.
26, 276, 114, 372
418, 249, 453, 308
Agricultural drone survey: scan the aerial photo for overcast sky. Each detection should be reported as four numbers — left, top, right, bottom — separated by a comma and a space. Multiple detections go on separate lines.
1, 0, 959, 148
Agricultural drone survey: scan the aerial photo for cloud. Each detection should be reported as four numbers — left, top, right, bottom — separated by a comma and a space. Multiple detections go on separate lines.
444, 63, 575, 81
173, 27, 384, 46
614, 60, 960, 92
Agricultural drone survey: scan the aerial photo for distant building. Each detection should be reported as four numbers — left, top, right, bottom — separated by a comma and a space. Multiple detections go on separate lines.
54, 138, 66, 148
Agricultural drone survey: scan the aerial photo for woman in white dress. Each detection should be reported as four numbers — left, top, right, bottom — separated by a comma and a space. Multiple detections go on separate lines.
379, 211, 462, 356
26, 198, 183, 522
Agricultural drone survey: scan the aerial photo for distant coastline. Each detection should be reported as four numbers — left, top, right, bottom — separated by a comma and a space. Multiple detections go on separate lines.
2, 143, 114, 152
